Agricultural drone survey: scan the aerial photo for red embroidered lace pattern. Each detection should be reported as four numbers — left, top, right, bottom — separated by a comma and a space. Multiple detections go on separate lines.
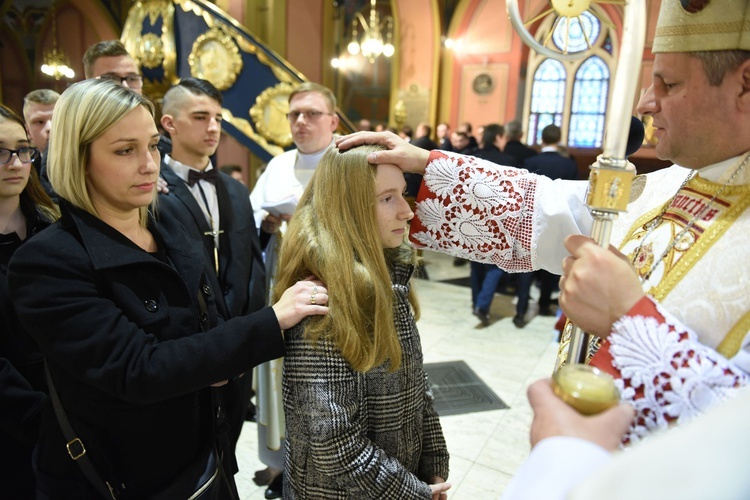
609, 297, 748, 444
409, 151, 538, 273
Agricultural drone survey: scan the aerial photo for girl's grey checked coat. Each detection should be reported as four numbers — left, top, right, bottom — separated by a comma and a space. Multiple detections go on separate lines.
282, 264, 449, 499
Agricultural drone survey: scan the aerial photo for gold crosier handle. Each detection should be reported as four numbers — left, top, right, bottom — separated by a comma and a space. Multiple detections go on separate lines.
506, 0, 647, 371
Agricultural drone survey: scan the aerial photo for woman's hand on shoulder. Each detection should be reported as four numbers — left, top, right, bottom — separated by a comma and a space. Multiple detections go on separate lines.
271, 276, 328, 331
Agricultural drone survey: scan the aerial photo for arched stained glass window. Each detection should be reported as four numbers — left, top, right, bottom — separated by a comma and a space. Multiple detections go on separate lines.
569, 56, 609, 148
524, 7, 615, 149
528, 59, 565, 145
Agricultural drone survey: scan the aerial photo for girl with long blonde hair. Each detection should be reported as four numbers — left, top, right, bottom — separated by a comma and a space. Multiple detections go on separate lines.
275, 144, 451, 499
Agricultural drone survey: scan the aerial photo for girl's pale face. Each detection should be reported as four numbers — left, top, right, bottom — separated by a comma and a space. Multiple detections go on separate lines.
86, 106, 161, 217
375, 163, 414, 248
0, 120, 32, 201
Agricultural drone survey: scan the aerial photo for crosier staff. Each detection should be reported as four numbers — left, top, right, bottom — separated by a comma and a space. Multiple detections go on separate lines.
507, 0, 647, 369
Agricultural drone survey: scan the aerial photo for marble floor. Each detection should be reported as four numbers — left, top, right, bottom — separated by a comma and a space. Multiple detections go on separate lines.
235, 250, 562, 499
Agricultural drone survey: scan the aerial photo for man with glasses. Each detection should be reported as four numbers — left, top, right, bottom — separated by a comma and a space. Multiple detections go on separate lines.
249, 81, 339, 499
82, 40, 143, 93
251, 82, 340, 232
38, 40, 144, 200
81, 40, 173, 178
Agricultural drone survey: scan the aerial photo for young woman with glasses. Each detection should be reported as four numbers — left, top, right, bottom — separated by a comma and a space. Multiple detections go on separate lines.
0, 103, 59, 498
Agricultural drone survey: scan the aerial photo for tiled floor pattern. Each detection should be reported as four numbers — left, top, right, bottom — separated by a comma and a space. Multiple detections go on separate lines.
235, 250, 561, 499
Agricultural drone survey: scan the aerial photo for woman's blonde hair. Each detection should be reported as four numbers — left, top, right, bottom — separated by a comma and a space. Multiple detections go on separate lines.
273, 145, 419, 373
48, 79, 155, 226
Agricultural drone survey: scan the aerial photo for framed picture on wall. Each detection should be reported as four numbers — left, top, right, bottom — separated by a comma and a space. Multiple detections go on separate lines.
472, 73, 495, 95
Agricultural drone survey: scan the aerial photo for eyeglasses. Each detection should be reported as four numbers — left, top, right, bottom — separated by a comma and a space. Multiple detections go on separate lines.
97, 74, 144, 89
286, 110, 333, 122
0, 146, 39, 165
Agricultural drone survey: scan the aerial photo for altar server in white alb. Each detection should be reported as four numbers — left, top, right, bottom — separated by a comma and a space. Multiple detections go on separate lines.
336, 0, 750, 444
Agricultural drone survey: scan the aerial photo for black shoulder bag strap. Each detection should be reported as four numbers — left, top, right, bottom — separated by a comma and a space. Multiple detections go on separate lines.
44, 361, 122, 499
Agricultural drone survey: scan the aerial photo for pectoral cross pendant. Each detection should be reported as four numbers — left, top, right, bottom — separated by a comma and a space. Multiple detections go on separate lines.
204, 227, 224, 274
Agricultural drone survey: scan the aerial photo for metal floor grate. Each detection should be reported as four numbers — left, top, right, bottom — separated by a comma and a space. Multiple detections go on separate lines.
424, 360, 509, 416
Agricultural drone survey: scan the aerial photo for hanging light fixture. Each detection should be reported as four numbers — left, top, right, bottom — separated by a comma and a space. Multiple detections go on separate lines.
41, 0, 75, 80
347, 0, 394, 63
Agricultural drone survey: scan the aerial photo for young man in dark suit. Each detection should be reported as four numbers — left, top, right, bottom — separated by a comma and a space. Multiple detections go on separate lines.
524, 124, 579, 181
503, 120, 538, 166
411, 122, 439, 151
436, 122, 452, 151
155, 78, 266, 472
474, 123, 518, 167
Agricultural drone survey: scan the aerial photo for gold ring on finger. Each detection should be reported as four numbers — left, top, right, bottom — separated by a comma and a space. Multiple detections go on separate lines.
310, 293, 317, 305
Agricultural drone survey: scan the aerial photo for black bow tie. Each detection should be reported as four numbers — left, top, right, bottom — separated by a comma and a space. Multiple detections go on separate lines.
187, 168, 219, 186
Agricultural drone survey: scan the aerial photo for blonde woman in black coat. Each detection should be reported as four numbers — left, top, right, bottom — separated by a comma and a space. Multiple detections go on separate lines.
8, 79, 328, 499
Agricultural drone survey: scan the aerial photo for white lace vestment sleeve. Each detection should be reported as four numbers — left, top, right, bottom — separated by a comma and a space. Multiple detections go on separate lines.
598, 296, 749, 443
409, 151, 591, 274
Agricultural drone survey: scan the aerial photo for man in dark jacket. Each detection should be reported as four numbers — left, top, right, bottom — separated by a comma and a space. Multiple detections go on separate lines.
450, 131, 478, 156
457, 122, 479, 150
411, 122, 438, 151
155, 78, 267, 465
436, 122, 452, 151
524, 124, 580, 180
474, 123, 518, 167
23, 89, 59, 202
504, 120, 538, 166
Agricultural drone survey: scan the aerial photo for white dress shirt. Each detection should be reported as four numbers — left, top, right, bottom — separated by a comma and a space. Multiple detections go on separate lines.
165, 154, 221, 249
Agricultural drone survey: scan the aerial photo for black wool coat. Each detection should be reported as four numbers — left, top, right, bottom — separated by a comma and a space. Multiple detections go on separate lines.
8, 201, 284, 498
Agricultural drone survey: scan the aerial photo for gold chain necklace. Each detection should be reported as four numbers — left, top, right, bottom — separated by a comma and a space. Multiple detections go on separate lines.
632, 153, 750, 283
